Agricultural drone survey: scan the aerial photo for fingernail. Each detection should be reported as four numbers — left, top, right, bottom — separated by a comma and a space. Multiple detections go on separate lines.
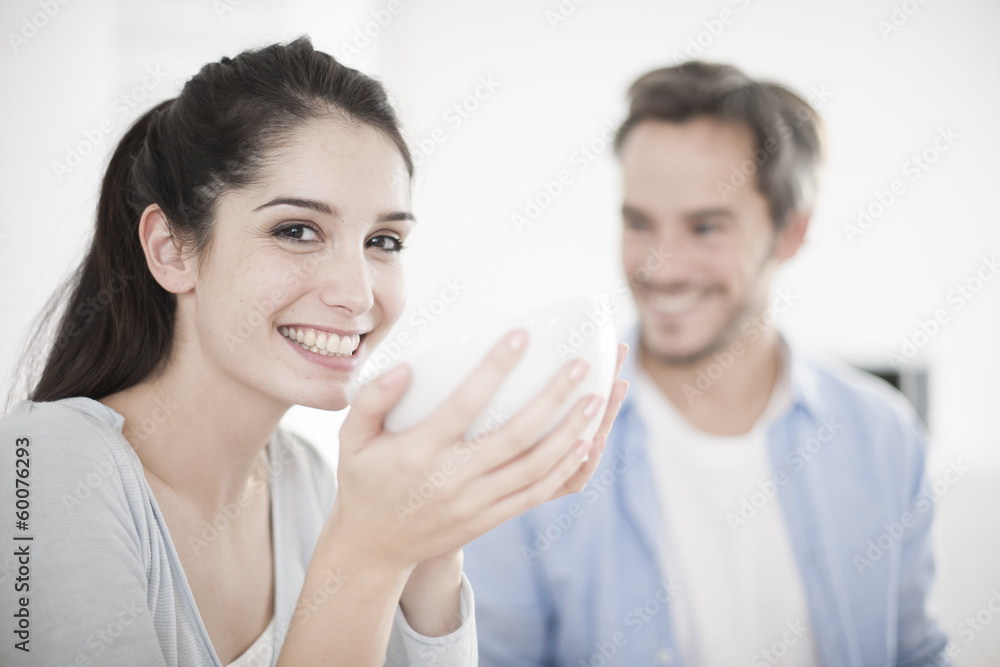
508, 329, 528, 351
569, 359, 589, 381
574, 439, 590, 460
584, 395, 602, 417
379, 364, 408, 388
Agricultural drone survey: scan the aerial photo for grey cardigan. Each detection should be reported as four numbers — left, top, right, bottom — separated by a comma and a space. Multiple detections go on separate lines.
0, 397, 477, 666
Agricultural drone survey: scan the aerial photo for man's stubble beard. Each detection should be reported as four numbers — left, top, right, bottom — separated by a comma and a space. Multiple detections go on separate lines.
636, 234, 778, 368
638, 289, 761, 368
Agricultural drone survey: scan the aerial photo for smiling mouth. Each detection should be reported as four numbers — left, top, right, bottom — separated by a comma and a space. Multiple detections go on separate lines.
644, 290, 709, 315
279, 326, 362, 357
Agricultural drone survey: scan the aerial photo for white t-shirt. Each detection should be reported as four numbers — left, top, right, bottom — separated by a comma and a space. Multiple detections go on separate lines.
630, 340, 821, 667
225, 617, 275, 667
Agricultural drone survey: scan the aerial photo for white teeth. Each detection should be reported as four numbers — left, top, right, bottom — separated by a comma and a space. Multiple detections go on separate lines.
338, 335, 353, 355
280, 326, 362, 357
649, 292, 703, 314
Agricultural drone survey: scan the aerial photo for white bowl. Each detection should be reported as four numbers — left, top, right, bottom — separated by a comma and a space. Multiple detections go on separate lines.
379, 294, 618, 441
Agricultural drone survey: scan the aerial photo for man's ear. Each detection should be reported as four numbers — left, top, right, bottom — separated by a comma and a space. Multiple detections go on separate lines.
138, 204, 197, 294
774, 209, 810, 263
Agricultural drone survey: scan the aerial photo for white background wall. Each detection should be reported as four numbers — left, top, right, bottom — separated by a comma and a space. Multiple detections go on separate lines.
1, 0, 997, 662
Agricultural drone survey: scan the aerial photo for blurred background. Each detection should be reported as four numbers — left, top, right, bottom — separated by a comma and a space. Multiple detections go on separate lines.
1, 0, 997, 662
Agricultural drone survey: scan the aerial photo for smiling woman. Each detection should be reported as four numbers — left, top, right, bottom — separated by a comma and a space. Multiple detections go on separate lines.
0, 36, 627, 666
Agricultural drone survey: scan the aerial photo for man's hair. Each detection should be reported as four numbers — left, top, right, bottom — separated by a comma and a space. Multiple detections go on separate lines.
614, 61, 824, 229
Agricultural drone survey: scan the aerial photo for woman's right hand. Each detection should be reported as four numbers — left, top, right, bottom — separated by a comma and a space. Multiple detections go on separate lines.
329, 328, 609, 570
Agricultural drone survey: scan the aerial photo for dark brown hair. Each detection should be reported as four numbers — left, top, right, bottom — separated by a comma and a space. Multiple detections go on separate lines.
10, 36, 412, 408
614, 61, 824, 228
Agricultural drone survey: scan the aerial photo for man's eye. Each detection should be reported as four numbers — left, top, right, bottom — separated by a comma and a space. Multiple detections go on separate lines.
624, 217, 649, 231
694, 223, 721, 235
272, 223, 319, 243
368, 234, 405, 252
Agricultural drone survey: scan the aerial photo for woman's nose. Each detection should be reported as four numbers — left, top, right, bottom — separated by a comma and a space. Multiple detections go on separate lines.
316, 246, 375, 315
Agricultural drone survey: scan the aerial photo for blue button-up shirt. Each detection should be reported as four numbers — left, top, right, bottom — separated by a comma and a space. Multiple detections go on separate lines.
464, 328, 950, 666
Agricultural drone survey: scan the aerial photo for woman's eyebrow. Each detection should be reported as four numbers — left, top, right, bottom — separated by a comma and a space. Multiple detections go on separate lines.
379, 211, 417, 224
252, 198, 415, 224
253, 197, 332, 214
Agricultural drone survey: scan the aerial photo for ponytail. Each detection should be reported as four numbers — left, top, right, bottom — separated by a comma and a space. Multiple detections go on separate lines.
27, 100, 177, 403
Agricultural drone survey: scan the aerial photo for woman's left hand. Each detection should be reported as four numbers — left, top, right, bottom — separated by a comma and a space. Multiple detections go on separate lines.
400, 343, 628, 636
546, 342, 629, 500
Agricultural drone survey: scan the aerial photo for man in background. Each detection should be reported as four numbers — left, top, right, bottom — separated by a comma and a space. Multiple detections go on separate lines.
464, 62, 950, 666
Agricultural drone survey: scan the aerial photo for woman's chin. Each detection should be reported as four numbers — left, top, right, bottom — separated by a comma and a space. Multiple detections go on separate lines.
281, 386, 351, 413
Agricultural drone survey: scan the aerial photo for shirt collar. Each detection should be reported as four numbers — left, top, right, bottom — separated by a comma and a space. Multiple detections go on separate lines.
618, 321, 823, 424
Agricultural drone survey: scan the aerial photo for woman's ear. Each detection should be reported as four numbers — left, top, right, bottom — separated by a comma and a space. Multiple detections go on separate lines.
138, 204, 197, 294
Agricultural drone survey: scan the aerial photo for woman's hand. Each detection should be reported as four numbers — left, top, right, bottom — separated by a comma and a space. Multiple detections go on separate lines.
278, 332, 628, 665
330, 331, 628, 570
544, 342, 629, 501
394, 342, 628, 639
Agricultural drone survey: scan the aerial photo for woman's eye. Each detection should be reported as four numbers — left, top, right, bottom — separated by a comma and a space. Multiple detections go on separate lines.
368, 234, 405, 252
273, 223, 319, 243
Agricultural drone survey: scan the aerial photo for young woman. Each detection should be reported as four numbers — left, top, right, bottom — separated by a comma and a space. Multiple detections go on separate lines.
0, 37, 627, 666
